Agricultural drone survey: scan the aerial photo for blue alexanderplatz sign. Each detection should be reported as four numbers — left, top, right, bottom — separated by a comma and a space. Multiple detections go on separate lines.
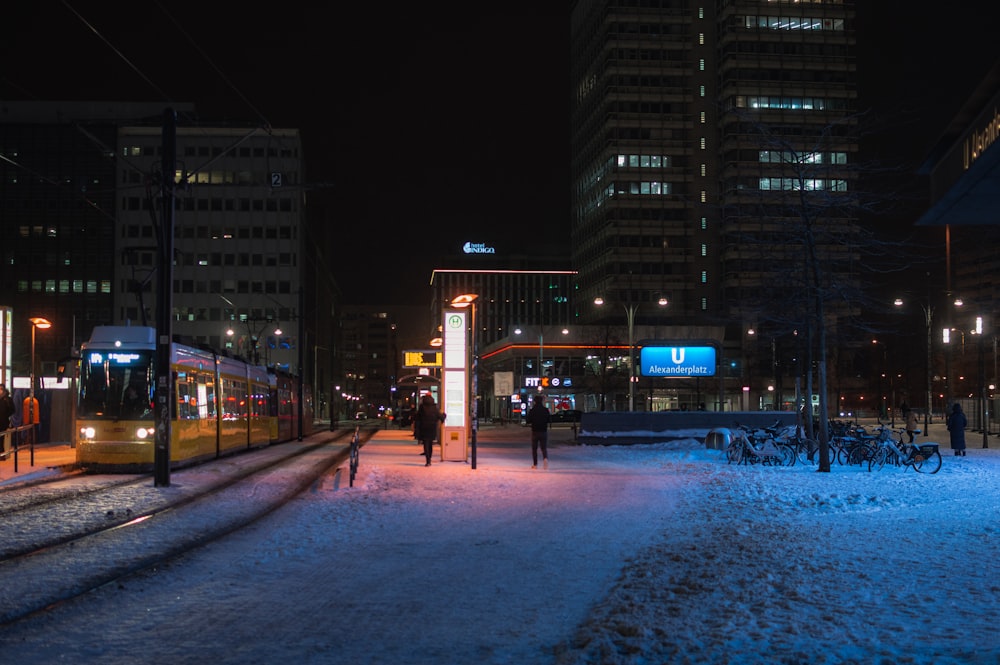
640, 345, 717, 377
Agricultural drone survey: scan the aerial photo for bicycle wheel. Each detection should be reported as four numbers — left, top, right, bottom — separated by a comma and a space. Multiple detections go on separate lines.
725, 440, 743, 465
868, 447, 889, 472
778, 443, 796, 467
913, 448, 942, 474
796, 438, 823, 465
835, 440, 851, 465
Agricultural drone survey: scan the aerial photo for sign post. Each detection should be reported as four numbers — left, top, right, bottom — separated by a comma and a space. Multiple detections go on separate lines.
441, 309, 468, 462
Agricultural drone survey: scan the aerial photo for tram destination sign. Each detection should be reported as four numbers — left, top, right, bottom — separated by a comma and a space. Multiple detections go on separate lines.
640, 345, 717, 377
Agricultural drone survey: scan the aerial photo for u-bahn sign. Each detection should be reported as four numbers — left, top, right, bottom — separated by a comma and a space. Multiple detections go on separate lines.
640, 345, 717, 377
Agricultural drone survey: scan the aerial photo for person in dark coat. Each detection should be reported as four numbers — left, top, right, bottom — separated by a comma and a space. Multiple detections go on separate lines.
946, 402, 967, 456
525, 394, 551, 469
414, 393, 445, 466
0, 384, 14, 453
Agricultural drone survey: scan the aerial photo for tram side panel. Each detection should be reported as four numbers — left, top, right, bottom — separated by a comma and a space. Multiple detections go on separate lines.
172, 344, 223, 465
247, 364, 272, 449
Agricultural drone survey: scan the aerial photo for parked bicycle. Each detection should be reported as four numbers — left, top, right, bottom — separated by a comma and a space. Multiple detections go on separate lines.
867, 426, 942, 474
349, 426, 360, 486
726, 423, 795, 466
829, 421, 880, 466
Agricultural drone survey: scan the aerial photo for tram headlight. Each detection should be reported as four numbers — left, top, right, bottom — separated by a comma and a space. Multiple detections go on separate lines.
80, 426, 95, 439
135, 427, 155, 439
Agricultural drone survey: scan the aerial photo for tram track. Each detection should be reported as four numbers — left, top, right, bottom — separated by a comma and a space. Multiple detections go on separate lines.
0, 428, 374, 626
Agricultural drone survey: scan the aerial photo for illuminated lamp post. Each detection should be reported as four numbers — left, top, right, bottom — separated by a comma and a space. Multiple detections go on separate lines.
28, 317, 52, 447
227, 316, 281, 365
895, 296, 933, 436
594, 295, 667, 412
514, 326, 569, 392
974, 315, 989, 448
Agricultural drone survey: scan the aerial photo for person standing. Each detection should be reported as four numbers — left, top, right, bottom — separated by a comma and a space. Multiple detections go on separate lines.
946, 402, 967, 456
525, 394, 550, 469
902, 403, 919, 443
414, 393, 444, 467
0, 385, 14, 454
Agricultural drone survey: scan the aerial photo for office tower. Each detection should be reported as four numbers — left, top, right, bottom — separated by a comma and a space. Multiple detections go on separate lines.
571, 1, 859, 409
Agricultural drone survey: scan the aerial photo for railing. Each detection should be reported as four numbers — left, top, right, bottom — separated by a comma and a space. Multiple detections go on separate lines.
0, 424, 41, 473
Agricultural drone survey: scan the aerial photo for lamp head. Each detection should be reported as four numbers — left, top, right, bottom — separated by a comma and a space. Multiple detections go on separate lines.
451, 293, 479, 308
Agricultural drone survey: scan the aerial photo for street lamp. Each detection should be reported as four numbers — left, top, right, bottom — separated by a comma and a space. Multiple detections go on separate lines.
973, 315, 989, 448
28, 317, 51, 446
514, 326, 569, 390
451, 293, 479, 469
226, 316, 280, 365
894, 297, 933, 436
871, 338, 892, 422
594, 295, 667, 412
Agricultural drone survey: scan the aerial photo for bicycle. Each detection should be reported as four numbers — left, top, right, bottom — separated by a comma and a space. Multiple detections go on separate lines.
726, 423, 795, 467
867, 426, 942, 474
349, 426, 360, 486
766, 422, 833, 466
830, 422, 880, 466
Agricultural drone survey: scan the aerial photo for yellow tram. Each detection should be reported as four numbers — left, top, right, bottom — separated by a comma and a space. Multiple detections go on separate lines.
76, 325, 312, 471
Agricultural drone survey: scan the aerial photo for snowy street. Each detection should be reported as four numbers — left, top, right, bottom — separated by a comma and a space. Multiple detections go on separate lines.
0, 425, 997, 664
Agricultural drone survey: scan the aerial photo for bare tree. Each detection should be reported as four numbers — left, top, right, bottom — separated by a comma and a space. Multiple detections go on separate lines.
723, 112, 913, 471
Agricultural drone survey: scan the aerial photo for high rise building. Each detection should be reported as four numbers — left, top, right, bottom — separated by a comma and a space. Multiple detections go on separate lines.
1, 103, 339, 422
570, 1, 860, 409
115, 122, 306, 372
0, 102, 177, 379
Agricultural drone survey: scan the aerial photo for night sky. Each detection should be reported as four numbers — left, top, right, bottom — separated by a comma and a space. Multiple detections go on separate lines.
2, 3, 996, 304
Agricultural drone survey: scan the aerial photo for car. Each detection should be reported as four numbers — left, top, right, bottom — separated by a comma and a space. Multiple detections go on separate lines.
550, 409, 582, 423
355, 411, 367, 420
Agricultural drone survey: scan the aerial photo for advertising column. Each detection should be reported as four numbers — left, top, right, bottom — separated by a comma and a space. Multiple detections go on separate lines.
440, 309, 468, 461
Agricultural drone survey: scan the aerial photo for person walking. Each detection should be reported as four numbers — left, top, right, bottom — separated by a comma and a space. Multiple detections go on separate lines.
902, 403, 919, 443
0, 385, 14, 454
525, 394, 550, 469
946, 402, 967, 456
414, 393, 444, 467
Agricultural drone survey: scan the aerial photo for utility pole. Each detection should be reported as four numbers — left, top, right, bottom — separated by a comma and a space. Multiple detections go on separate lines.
154, 109, 176, 487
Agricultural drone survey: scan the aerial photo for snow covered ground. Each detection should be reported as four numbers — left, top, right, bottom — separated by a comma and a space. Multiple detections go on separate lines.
1, 425, 997, 664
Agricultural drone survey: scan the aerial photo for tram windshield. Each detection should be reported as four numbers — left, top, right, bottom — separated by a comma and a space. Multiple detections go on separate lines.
78, 349, 155, 420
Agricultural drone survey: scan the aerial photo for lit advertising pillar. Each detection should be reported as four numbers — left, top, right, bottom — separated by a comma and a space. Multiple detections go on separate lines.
0, 306, 11, 386
441, 309, 468, 461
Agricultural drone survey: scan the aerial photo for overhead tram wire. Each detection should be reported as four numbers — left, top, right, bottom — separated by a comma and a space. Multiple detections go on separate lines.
60, 0, 174, 104
149, 0, 273, 133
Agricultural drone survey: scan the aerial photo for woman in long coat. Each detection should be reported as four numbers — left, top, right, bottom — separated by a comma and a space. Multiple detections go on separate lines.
414, 394, 444, 466
946, 403, 967, 456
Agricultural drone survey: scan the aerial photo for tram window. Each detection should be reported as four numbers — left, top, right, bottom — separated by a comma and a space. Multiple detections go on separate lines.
177, 380, 193, 419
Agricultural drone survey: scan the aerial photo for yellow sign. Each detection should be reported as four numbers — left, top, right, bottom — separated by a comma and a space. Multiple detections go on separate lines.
403, 350, 442, 368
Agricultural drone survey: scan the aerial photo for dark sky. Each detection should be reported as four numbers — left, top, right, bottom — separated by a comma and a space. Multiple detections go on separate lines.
2, 3, 571, 304
3, 3, 997, 304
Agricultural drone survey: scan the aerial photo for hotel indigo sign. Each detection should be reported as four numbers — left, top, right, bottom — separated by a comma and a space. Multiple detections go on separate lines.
640, 345, 717, 377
